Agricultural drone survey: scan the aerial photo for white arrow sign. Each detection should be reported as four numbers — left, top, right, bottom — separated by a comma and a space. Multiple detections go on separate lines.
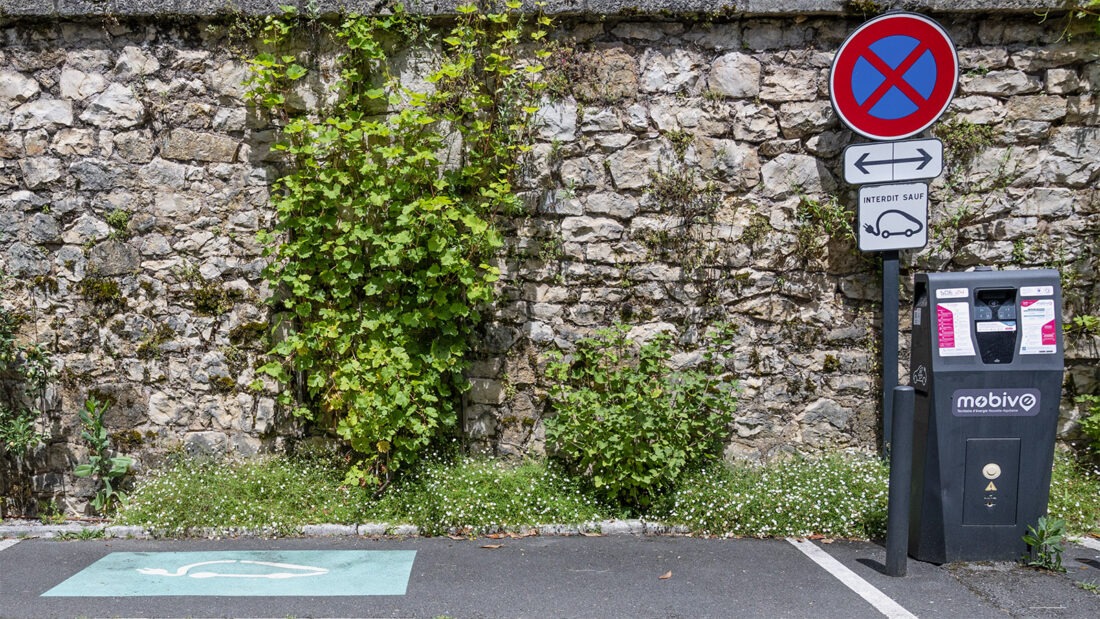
858, 182, 929, 252
844, 139, 943, 185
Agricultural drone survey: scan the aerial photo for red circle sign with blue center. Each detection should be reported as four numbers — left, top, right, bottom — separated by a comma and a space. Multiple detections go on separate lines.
830, 12, 958, 141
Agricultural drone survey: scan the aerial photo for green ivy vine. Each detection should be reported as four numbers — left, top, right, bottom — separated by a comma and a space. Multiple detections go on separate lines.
248, 3, 551, 486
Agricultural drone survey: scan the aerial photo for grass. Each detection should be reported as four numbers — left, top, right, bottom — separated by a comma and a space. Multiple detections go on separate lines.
371, 452, 608, 536
651, 453, 889, 539
113, 448, 1100, 539
115, 448, 376, 536
1047, 451, 1100, 537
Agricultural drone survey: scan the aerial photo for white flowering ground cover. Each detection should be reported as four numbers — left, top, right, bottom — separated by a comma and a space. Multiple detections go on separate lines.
114, 449, 1100, 539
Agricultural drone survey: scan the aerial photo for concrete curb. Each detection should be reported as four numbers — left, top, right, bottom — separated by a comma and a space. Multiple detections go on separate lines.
0, 518, 690, 540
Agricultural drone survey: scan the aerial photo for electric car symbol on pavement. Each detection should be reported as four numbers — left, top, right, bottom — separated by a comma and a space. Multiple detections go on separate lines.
863, 209, 924, 239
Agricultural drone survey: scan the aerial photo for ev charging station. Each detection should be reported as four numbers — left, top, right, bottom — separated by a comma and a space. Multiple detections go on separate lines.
907, 269, 1064, 563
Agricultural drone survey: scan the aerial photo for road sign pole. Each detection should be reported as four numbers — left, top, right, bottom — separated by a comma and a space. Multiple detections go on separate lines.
882, 250, 899, 453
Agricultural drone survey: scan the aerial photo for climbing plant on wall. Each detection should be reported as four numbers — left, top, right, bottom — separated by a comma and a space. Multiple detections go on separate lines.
249, 3, 551, 486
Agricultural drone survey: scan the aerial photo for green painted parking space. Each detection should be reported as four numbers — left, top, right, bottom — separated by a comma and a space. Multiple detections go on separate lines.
42, 550, 416, 597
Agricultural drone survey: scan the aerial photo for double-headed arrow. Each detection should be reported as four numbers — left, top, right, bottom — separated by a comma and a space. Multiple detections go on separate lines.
854, 148, 932, 175
843, 138, 944, 185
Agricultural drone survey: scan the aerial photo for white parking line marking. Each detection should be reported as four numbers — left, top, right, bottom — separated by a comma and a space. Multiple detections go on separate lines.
787, 538, 918, 619
1075, 536, 1100, 552
0, 539, 21, 552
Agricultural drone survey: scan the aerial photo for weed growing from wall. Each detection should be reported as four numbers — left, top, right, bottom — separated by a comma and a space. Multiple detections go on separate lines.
249, 3, 551, 486
794, 193, 855, 262
0, 291, 52, 454
74, 396, 133, 514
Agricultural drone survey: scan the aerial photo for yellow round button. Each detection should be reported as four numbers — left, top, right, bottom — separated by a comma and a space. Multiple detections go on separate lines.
982, 463, 1002, 480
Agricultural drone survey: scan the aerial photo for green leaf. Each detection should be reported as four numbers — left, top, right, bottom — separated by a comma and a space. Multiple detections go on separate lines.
286, 64, 308, 80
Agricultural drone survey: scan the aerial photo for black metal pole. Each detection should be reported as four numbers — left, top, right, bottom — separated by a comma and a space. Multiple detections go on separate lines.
882, 250, 900, 453
886, 385, 915, 577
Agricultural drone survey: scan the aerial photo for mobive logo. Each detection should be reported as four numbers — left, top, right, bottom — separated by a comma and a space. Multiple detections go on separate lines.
952, 388, 1040, 417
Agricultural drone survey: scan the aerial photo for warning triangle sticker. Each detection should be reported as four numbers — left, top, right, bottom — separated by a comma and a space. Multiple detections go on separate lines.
985, 481, 997, 492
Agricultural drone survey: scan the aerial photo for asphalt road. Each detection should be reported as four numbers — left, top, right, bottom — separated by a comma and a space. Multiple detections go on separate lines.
2, 534, 1100, 618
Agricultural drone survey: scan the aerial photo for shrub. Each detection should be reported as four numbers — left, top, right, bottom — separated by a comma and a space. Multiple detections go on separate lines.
544, 326, 737, 510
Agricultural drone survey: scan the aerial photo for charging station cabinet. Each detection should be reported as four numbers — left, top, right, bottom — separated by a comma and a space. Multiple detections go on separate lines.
908, 268, 1064, 563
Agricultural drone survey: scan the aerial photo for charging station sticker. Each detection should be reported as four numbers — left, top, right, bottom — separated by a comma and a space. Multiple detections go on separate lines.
1020, 286, 1054, 297
936, 287, 968, 299
1020, 299, 1057, 355
936, 302, 975, 356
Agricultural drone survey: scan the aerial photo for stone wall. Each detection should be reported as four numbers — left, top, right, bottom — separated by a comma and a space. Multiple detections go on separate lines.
1, 7, 1098, 515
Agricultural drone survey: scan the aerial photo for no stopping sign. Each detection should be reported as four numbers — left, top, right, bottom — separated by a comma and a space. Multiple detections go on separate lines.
830, 12, 959, 141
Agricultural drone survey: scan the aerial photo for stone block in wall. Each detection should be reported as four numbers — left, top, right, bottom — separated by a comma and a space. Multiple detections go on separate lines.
559, 155, 605, 190
4, 241, 49, 277
0, 71, 40, 102
69, 158, 119, 191
1006, 95, 1067, 122
24, 212, 59, 245
80, 83, 145, 129
184, 431, 228, 456
683, 24, 741, 51
585, 241, 646, 264
585, 192, 637, 219
572, 47, 638, 103
760, 67, 819, 102
161, 128, 239, 163
534, 99, 577, 142
524, 321, 555, 344
0, 133, 23, 159
18, 157, 62, 188
88, 240, 141, 276
1003, 120, 1052, 143
594, 133, 634, 151
147, 391, 181, 426
805, 131, 848, 158
561, 216, 624, 243
60, 68, 107, 100
62, 213, 109, 245
1017, 187, 1077, 218
465, 404, 497, 440
777, 101, 836, 139
113, 47, 160, 79
1043, 126, 1100, 186
470, 378, 508, 406
1067, 95, 1099, 126
606, 139, 674, 190
950, 95, 1006, 124
1046, 68, 1082, 95
707, 53, 761, 99
24, 129, 48, 157
580, 108, 622, 133
759, 153, 836, 199
640, 48, 702, 94
111, 130, 155, 162
731, 102, 779, 142
958, 48, 1010, 72
50, 128, 95, 156
611, 22, 684, 42
1011, 44, 1100, 72
960, 69, 1041, 96
694, 138, 760, 189
11, 100, 73, 130
743, 20, 813, 52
